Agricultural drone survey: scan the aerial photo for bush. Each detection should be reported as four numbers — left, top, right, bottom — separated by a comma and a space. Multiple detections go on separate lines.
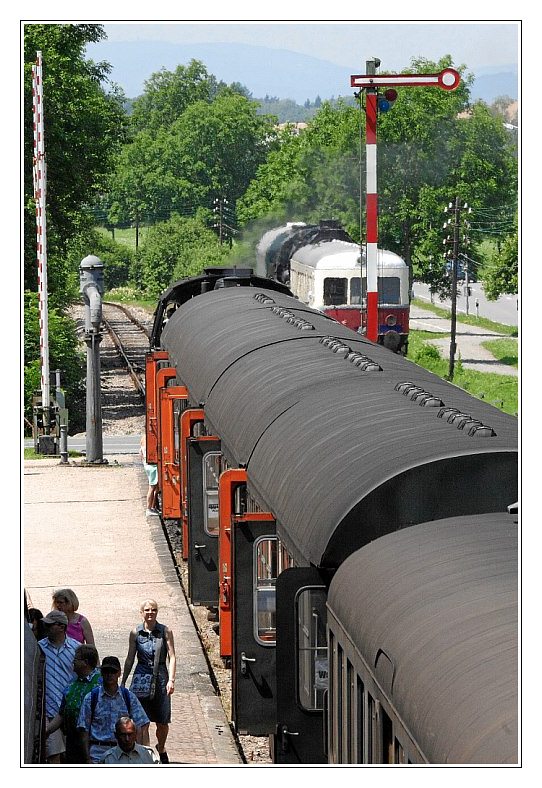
24, 291, 85, 429
137, 214, 230, 297
411, 343, 442, 367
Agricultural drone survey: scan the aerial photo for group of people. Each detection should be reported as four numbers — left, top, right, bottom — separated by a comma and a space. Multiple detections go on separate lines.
28, 589, 176, 765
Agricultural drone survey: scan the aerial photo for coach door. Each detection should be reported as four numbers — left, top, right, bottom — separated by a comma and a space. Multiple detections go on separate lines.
273, 568, 328, 764
187, 437, 221, 606
232, 516, 277, 735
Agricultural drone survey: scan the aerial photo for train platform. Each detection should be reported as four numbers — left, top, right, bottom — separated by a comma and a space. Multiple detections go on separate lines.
23, 452, 243, 766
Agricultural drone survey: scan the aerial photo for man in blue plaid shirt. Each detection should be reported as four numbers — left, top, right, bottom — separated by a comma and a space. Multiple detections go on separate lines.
78, 656, 150, 763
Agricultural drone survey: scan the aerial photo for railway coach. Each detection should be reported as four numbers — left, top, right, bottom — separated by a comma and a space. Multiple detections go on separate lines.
146, 269, 518, 765
256, 220, 410, 352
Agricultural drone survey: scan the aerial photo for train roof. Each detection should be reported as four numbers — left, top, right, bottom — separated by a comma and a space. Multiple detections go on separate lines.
327, 512, 518, 764
161, 287, 518, 567
291, 241, 407, 271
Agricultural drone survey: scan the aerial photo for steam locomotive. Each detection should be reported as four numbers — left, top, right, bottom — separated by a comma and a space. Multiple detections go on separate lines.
256, 220, 410, 353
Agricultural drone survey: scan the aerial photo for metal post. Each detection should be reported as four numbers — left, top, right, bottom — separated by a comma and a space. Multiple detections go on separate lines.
32, 51, 51, 428
80, 255, 106, 464
448, 197, 460, 379
465, 262, 470, 316
365, 58, 379, 343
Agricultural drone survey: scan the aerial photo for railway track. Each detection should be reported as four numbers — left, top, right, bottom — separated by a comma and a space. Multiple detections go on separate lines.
102, 301, 150, 398
98, 302, 152, 433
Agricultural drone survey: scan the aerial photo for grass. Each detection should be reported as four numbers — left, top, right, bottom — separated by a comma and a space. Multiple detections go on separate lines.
411, 298, 518, 337
96, 226, 148, 249
482, 338, 518, 368
407, 329, 518, 416
24, 448, 82, 460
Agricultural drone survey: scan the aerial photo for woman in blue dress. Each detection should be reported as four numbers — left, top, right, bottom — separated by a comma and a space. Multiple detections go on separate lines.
122, 599, 176, 763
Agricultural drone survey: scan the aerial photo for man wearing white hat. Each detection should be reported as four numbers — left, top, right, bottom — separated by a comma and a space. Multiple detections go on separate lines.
38, 610, 80, 763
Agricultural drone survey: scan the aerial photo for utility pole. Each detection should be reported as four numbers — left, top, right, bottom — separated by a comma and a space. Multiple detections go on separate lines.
443, 198, 471, 379
213, 197, 235, 247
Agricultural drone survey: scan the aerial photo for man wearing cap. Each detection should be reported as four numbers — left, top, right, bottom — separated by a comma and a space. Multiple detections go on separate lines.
78, 656, 150, 764
102, 716, 159, 764
38, 610, 80, 763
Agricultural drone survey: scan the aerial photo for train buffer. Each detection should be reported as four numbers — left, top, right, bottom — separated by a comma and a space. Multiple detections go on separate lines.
23, 453, 242, 765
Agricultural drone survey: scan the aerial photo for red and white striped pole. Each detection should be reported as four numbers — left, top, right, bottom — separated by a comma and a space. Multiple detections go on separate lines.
351, 64, 461, 343
32, 51, 50, 414
365, 63, 379, 343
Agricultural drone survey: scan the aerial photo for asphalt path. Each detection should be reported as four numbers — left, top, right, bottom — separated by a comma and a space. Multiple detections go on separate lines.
414, 281, 518, 327
410, 303, 517, 377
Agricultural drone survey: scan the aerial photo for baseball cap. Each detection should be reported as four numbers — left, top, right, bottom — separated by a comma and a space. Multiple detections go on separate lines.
42, 610, 68, 626
100, 656, 121, 672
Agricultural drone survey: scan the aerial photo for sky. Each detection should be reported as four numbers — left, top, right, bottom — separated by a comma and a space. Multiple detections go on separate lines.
96, 20, 518, 73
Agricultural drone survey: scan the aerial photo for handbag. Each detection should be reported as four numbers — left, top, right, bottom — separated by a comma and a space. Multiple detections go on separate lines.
130, 634, 163, 700
130, 672, 153, 699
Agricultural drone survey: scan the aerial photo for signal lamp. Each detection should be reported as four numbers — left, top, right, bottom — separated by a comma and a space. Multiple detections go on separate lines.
379, 88, 398, 112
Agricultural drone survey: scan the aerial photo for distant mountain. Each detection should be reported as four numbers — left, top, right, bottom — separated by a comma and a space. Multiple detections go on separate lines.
469, 70, 518, 102
85, 40, 518, 106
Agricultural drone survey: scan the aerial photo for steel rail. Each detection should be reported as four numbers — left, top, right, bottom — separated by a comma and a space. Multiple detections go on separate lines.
103, 300, 152, 339
102, 315, 146, 399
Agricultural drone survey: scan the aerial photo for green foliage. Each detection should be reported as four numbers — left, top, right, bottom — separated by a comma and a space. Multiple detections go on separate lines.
478, 229, 518, 300
136, 214, 230, 297
130, 60, 226, 134
23, 291, 84, 424
237, 100, 361, 234
23, 24, 128, 295
407, 329, 517, 415
481, 339, 518, 367
108, 91, 276, 230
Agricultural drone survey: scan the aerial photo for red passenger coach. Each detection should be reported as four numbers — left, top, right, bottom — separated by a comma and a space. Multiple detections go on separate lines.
289, 241, 411, 354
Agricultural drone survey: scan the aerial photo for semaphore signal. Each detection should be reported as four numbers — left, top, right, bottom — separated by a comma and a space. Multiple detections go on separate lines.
351, 60, 461, 343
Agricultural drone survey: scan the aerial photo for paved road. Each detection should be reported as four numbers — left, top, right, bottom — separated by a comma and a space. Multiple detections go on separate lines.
410, 304, 517, 377
414, 282, 518, 327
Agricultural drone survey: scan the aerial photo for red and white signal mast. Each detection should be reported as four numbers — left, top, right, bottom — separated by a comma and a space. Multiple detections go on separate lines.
351, 59, 460, 342
32, 51, 50, 422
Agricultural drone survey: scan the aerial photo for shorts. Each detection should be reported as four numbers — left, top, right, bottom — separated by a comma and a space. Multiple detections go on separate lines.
144, 462, 158, 486
46, 720, 66, 758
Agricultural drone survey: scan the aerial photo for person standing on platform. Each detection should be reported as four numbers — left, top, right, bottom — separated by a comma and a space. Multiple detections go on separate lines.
46, 644, 102, 763
122, 599, 176, 764
140, 435, 159, 516
38, 610, 80, 763
52, 588, 95, 645
101, 716, 159, 764
78, 656, 150, 764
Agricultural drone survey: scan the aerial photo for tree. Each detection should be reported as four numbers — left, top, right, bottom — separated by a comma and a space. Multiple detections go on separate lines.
136, 214, 230, 297
23, 24, 127, 298
478, 228, 518, 300
23, 291, 84, 426
129, 60, 250, 134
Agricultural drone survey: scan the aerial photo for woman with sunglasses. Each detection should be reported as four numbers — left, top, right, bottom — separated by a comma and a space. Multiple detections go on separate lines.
121, 599, 176, 764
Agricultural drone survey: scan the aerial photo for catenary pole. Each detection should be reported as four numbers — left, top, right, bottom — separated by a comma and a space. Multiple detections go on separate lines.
32, 51, 50, 421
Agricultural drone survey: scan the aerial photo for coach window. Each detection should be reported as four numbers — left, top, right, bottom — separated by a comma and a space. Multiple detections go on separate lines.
323, 278, 347, 306
350, 277, 362, 305
297, 588, 328, 711
356, 675, 365, 763
253, 537, 278, 645
378, 276, 401, 304
203, 452, 221, 537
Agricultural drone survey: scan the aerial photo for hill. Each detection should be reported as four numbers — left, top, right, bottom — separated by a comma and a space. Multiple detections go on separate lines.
86, 40, 517, 107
